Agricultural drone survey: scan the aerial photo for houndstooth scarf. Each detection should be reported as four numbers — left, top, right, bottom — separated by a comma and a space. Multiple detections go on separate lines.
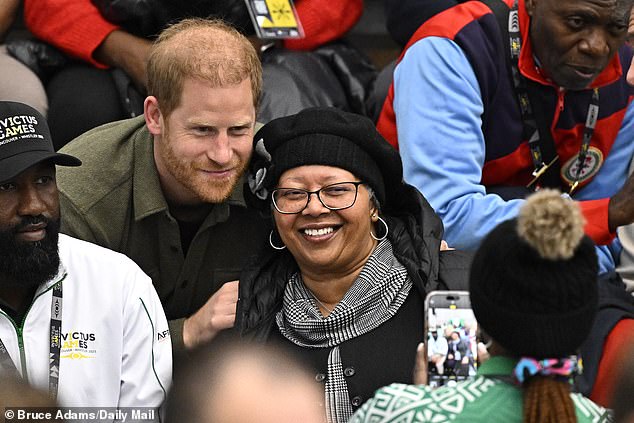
276, 239, 412, 423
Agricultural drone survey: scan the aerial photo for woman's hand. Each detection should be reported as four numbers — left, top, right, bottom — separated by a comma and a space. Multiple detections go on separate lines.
440, 240, 454, 251
412, 342, 428, 385
477, 342, 491, 364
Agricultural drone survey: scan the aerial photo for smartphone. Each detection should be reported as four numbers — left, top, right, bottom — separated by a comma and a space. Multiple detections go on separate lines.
424, 291, 479, 388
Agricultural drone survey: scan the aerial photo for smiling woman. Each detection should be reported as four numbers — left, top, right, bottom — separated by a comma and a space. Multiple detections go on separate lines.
233, 107, 471, 423
273, 168, 378, 292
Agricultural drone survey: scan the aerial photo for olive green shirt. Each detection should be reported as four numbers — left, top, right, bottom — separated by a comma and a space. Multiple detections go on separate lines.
57, 116, 270, 352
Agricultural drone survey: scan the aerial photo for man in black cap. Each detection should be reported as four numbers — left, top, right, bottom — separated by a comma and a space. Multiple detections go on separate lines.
0, 101, 171, 408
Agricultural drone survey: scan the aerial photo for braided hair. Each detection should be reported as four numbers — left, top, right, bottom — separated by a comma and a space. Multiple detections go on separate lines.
517, 191, 586, 423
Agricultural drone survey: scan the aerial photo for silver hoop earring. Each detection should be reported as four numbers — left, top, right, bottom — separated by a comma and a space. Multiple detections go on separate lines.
370, 216, 389, 241
269, 230, 287, 250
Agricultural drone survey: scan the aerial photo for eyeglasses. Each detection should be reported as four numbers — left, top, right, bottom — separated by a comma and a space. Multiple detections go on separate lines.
271, 181, 363, 214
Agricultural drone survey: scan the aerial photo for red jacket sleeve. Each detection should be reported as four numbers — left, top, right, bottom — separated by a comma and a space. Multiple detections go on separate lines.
590, 318, 634, 406
283, 0, 364, 51
579, 198, 616, 245
23, 0, 119, 67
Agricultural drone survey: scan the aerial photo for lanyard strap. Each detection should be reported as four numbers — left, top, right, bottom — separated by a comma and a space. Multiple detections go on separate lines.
0, 282, 63, 400
49, 283, 63, 399
571, 88, 600, 193
508, 1, 544, 174
507, 0, 599, 193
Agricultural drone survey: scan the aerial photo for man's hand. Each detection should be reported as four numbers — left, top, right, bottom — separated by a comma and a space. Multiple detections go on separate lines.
182, 280, 239, 349
609, 172, 634, 232
94, 29, 152, 92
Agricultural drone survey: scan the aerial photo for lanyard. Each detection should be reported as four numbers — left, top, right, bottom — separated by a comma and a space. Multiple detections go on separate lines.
0, 282, 63, 400
508, 0, 599, 193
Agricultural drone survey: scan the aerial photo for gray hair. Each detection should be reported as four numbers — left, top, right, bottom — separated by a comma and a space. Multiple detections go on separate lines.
366, 185, 382, 212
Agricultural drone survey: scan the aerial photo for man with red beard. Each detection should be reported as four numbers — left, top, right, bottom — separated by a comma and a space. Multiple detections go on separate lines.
0, 101, 171, 407
55, 18, 271, 356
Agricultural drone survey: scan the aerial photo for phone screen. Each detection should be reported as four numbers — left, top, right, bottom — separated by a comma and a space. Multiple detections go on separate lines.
425, 291, 479, 388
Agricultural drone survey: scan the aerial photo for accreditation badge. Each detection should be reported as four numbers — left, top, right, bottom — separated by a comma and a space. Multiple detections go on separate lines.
561, 146, 604, 187
244, 0, 304, 39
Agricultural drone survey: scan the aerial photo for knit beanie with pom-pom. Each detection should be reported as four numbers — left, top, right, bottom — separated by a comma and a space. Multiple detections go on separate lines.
469, 190, 599, 359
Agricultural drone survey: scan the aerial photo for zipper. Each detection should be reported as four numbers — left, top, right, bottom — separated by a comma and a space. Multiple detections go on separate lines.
0, 278, 64, 381
557, 87, 565, 112
17, 326, 27, 379
549, 87, 566, 135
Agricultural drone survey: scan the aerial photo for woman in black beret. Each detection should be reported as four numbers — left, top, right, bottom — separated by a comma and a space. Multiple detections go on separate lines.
234, 107, 470, 423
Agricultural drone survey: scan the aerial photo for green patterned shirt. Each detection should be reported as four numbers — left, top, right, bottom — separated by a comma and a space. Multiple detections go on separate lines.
350, 356, 611, 422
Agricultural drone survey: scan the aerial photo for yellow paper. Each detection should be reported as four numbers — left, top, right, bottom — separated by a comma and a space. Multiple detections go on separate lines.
262, 0, 298, 28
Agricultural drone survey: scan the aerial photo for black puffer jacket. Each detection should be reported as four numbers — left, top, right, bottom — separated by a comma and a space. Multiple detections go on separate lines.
234, 183, 472, 340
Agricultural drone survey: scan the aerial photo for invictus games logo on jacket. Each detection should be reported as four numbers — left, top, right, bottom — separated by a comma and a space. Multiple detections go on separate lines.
60, 331, 97, 360
561, 146, 604, 186
0, 115, 42, 145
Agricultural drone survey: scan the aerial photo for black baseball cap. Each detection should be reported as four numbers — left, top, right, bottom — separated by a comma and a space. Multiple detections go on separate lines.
0, 101, 81, 182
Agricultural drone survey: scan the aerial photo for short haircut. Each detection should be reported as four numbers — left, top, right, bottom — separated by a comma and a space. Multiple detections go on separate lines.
146, 18, 262, 118
165, 338, 320, 423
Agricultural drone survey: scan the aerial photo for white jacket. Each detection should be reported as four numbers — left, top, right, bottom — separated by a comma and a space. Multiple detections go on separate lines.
0, 235, 172, 408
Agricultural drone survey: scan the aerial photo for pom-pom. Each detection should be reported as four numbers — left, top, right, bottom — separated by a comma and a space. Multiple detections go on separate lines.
517, 189, 586, 260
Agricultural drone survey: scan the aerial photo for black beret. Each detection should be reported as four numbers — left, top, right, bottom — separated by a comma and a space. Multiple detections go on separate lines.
246, 107, 404, 211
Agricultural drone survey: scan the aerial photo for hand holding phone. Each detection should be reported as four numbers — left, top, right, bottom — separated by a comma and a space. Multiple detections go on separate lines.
412, 342, 428, 385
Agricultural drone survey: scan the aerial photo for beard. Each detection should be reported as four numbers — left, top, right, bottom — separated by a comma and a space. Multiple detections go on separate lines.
160, 131, 250, 204
0, 215, 61, 289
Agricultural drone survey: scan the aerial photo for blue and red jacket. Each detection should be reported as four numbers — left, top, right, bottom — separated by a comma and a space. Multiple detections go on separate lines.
377, 0, 634, 267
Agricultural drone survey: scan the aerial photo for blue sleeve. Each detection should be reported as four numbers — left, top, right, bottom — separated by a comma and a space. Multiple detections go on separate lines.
577, 100, 634, 274
394, 37, 622, 275
394, 37, 523, 250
